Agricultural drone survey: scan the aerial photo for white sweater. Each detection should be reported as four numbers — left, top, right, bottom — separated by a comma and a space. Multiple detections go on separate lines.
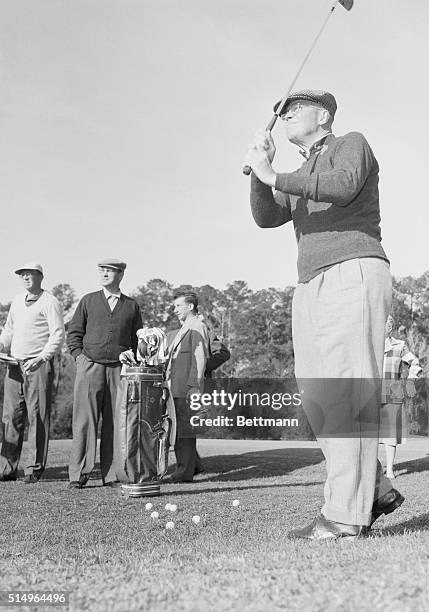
0, 291, 65, 360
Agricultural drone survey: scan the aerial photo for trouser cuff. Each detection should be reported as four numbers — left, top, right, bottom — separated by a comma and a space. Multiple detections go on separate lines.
322, 505, 372, 527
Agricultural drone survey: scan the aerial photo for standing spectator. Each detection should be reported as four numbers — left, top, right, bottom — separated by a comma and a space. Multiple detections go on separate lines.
165, 292, 209, 482
0, 262, 65, 483
246, 89, 402, 539
195, 313, 231, 474
67, 259, 142, 489
380, 315, 421, 479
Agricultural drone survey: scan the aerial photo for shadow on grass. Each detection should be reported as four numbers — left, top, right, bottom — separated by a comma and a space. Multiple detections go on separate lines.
162, 480, 324, 499
42, 465, 103, 483
40, 448, 324, 486
393, 455, 429, 476
194, 448, 324, 482
375, 512, 429, 536
43, 465, 69, 481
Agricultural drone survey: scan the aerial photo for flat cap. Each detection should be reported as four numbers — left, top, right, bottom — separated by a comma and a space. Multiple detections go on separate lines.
97, 258, 127, 271
274, 89, 337, 119
14, 261, 44, 275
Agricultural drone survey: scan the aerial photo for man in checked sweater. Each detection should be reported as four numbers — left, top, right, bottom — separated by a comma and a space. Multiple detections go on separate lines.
245, 89, 403, 540
67, 259, 142, 489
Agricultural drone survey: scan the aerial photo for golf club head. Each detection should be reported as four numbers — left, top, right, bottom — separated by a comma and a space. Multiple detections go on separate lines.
339, 0, 353, 10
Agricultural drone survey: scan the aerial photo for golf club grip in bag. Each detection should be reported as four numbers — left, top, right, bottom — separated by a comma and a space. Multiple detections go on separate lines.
115, 366, 171, 484
242, 114, 279, 176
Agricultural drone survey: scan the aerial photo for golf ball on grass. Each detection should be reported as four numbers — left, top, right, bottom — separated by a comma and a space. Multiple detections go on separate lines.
145, 503, 153, 510
192, 515, 201, 524
165, 521, 175, 530
169, 504, 177, 512
150, 511, 159, 519
232, 500, 240, 507
165, 503, 171, 510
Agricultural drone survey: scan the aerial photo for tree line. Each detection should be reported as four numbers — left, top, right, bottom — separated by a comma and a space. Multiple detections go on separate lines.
0, 272, 428, 439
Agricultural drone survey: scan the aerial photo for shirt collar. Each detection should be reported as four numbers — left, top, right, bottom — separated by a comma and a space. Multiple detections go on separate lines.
25, 290, 44, 302
385, 335, 403, 351
103, 287, 121, 300
180, 313, 198, 329
299, 132, 333, 160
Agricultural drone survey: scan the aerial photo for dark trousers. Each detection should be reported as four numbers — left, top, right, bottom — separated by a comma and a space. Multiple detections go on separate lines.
173, 396, 196, 481
0, 361, 54, 477
68, 355, 120, 484
195, 451, 203, 473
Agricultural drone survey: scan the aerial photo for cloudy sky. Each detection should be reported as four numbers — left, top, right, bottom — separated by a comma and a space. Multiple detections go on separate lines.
0, 0, 427, 301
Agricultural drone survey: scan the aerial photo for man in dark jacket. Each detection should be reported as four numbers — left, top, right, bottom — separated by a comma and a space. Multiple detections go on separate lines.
67, 259, 142, 489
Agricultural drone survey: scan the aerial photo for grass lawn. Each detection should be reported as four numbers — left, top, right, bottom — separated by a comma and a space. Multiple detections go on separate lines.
1, 438, 429, 612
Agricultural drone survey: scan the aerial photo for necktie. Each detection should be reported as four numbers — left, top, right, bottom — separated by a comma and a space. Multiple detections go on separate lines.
107, 295, 118, 311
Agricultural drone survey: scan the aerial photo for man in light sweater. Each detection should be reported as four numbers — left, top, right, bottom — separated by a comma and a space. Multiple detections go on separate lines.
245, 90, 403, 540
67, 259, 142, 489
0, 262, 65, 483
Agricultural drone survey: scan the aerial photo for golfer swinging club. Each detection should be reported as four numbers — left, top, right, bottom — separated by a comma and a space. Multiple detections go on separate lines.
245, 89, 404, 540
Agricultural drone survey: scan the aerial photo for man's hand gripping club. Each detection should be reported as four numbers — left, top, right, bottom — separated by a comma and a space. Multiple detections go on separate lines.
244, 129, 277, 187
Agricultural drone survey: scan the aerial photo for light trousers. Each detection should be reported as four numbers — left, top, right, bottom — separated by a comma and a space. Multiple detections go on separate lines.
292, 258, 393, 526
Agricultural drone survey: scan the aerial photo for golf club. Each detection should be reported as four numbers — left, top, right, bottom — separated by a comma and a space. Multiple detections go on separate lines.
242, 0, 353, 175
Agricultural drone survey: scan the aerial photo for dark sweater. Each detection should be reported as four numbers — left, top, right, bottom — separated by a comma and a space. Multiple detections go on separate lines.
250, 132, 389, 283
67, 291, 142, 365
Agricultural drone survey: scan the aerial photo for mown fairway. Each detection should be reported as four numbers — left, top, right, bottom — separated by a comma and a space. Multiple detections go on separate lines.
1, 439, 428, 612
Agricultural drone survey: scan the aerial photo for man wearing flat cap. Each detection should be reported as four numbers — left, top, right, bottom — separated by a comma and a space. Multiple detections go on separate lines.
67, 259, 142, 488
245, 90, 402, 540
0, 262, 65, 483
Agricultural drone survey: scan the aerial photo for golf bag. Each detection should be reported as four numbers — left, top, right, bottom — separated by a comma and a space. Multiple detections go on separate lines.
115, 365, 171, 491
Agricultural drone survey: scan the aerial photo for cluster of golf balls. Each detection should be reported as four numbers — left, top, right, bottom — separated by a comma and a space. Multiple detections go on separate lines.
144, 501, 184, 529
143, 499, 240, 530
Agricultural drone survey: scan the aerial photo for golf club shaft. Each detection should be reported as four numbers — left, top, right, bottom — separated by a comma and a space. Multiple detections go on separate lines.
242, 0, 340, 176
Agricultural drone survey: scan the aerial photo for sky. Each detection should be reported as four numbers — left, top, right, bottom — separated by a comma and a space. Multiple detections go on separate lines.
0, 0, 428, 302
